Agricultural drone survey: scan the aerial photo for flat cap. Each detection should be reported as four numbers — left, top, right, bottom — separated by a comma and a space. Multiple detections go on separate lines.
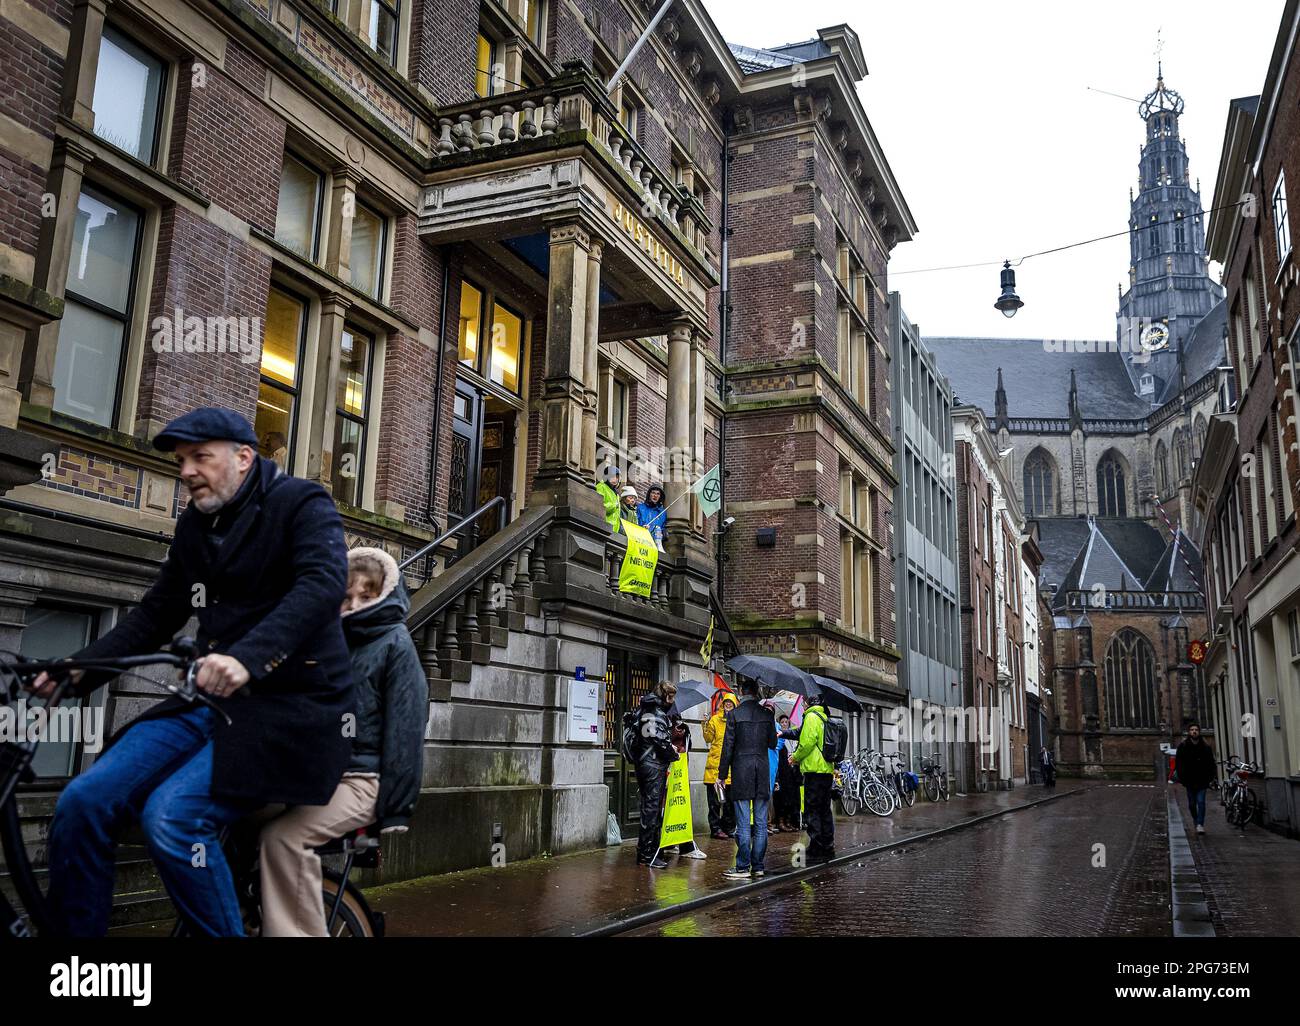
153, 406, 259, 452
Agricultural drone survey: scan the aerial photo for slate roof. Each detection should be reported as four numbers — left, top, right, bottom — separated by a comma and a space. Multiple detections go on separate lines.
1034, 517, 1200, 610
923, 337, 1152, 420
1156, 299, 1228, 405
729, 40, 829, 73
1143, 528, 1205, 594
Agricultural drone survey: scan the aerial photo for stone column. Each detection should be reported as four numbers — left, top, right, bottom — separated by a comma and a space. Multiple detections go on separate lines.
531, 222, 602, 518
20, 138, 98, 410
688, 336, 707, 535
307, 295, 351, 492
580, 236, 603, 479
325, 168, 360, 286
61, 0, 111, 131
665, 319, 693, 550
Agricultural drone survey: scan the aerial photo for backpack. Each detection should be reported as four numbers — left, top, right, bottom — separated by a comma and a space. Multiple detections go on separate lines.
620, 710, 640, 762
812, 708, 848, 764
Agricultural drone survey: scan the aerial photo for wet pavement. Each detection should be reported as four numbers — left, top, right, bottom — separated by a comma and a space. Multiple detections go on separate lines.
627, 783, 1172, 937
1171, 786, 1300, 936
367, 784, 1084, 936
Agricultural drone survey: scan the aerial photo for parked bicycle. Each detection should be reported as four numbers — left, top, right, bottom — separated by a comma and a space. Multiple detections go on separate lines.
919, 751, 950, 802
888, 751, 918, 809
0, 641, 380, 938
1219, 755, 1259, 831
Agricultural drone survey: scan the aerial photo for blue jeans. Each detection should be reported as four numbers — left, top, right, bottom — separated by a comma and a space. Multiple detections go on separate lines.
1187, 787, 1207, 827
733, 798, 769, 872
46, 706, 254, 937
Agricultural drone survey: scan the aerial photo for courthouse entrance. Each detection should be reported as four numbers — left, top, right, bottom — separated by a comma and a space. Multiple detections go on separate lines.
602, 646, 660, 830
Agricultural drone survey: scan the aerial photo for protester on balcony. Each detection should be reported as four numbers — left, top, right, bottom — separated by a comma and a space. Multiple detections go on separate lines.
595, 466, 621, 533
702, 692, 738, 839
259, 546, 425, 936
637, 483, 667, 551
618, 485, 640, 528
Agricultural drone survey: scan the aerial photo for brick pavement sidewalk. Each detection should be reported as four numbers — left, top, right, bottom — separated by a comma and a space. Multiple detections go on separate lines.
1171, 785, 1300, 936
366, 782, 1082, 937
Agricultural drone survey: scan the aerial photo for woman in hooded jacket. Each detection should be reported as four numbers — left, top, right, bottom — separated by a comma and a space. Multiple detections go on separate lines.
637, 484, 668, 551
259, 547, 426, 936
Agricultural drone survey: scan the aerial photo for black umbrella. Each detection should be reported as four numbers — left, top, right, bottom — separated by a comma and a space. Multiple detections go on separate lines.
667, 678, 717, 718
725, 654, 816, 694
809, 673, 864, 713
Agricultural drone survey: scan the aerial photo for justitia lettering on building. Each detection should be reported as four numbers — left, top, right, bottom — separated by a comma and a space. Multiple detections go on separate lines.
610, 200, 687, 286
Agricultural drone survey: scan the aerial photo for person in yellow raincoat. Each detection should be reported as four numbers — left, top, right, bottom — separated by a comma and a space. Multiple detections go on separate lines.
702, 693, 737, 838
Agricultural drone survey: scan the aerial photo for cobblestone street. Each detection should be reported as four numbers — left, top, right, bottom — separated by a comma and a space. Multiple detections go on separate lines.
629, 784, 1173, 937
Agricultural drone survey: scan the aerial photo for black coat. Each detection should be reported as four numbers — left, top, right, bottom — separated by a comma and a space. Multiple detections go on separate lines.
74, 457, 354, 806
341, 555, 426, 830
718, 696, 778, 801
1174, 737, 1216, 791
634, 693, 678, 770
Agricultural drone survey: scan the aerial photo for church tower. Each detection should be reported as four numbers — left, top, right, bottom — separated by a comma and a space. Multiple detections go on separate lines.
1116, 65, 1224, 402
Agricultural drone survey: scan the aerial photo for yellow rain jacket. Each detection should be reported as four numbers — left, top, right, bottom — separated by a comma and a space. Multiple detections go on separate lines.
702, 695, 738, 784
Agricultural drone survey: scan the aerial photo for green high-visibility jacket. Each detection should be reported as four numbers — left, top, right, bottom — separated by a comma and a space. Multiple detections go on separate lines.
792, 706, 833, 775
595, 481, 620, 532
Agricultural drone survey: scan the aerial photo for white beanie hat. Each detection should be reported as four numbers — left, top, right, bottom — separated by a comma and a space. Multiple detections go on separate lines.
619, 486, 639, 499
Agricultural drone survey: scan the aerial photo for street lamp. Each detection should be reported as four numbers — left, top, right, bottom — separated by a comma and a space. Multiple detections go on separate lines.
994, 260, 1024, 318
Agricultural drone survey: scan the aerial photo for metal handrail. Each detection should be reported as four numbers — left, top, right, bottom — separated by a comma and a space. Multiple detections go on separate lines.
399, 496, 507, 574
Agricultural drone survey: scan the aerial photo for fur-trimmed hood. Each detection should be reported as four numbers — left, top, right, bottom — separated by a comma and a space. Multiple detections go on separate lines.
342, 547, 409, 641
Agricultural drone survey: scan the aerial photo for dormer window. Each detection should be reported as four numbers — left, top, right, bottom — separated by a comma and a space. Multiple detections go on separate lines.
1140, 373, 1154, 396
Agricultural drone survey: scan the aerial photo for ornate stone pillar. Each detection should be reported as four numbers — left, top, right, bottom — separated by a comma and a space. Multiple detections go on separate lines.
20, 138, 98, 410
665, 319, 693, 549
580, 236, 603, 479
531, 222, 602, 518
307, 295, 351, 492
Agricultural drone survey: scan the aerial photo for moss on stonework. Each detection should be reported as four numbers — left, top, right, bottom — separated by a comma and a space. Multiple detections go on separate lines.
338, 500, 431, 541
20, 402, 166, 460
0, 276, 63, 319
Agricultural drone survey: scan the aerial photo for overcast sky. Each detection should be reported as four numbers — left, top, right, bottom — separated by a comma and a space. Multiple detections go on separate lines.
707, 0, 1284, 341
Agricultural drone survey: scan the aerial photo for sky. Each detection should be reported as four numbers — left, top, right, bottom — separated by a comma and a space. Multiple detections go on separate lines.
706, 0, 1285, 341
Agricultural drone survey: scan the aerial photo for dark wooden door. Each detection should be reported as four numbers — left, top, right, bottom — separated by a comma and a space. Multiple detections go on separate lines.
603, 647, 659, 831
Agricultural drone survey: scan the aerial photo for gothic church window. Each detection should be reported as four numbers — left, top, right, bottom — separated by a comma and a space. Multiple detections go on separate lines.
1174, 210, 1186, 252
1155, 440, 1169, 496
1022, 448, 1056, 518
1148, 214, 1160, 256
1097, 453, 1127, 517
1104, 628, 1158, 729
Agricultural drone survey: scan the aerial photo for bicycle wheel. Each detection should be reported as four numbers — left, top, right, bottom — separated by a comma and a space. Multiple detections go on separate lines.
924, 772, 940, 802
321, 873, 378, 937
939, 772, 950, 801
865, 780, 894, 817
1238, 788, 1258, 826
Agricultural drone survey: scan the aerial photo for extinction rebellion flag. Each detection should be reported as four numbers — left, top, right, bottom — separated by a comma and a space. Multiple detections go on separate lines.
691, 463, 722, 518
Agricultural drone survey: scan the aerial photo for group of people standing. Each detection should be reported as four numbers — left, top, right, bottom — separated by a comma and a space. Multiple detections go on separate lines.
595, 467, 667, 549
628, 677, 839, 879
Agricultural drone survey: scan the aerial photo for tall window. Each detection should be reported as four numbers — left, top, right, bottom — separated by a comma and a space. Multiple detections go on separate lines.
1148, 213, 1159, 256
52, 185, 143, 427
475, 33, 500, 98
1104, 628, 1158, 728
21, 605, 100, 778
521, 0, 545, 46
1155, 440, 1169, 496
275, 154, 323, 260
1097, 454, 1127, 516
366, 0, 400, 66
1174, 210, 1186, 252
333, 326, 373, 506
458, 280, 524, 395
1022, 449, 1056, 517
1275, 172, 1291, 262
92, 25, 165, 164
256, 288, 307, 471
1174, 428, 1189, 481
350, 202, 386, 299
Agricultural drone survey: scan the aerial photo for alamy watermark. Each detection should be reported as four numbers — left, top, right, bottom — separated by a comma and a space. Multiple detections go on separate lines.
151, 307, 260, 364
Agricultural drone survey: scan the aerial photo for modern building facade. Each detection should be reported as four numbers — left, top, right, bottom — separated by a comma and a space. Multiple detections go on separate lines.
1194, 0, 1300, 837
890, 295, 962, 777
0, 0, 915, 918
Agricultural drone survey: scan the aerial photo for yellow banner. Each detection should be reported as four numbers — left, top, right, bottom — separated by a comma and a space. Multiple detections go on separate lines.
619, 519, 659, 598
658, 752, 694, 851
700, 615, 714, 664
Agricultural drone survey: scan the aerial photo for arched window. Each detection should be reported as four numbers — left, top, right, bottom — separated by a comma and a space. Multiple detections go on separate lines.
1155, 440, 1169, 496
1097, 453, 1127, 516
1193, 414, 1208, 459
1148, 213, 1160, 256
1174, 428, 1189, 481
1174, 210, 1186, 251
1104, 628, 1158, 728
1022, 448, 1056, 517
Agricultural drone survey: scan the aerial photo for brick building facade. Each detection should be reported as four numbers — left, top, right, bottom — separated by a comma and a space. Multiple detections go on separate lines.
0, 0, 915, 916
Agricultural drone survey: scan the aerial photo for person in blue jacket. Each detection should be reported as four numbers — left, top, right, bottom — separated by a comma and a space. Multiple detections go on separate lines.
637, 483, 668, 551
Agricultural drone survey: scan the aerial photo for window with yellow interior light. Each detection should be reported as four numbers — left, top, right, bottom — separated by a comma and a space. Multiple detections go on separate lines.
256, 287, 306, 473
458, 280, 524, 396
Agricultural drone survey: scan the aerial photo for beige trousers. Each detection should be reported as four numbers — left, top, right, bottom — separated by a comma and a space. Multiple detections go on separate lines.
258, 775, 379, 937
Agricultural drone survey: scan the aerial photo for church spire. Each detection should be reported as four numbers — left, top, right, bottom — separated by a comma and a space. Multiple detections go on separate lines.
994, 367, 1008, 429
1068, 369, 1083, 431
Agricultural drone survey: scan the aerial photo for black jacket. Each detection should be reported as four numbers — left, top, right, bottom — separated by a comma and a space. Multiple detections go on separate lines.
341, 548, 426, 830
1174, 737, 1216, 791
718, 696, 778, 801
634, 693, 678, 770
74, 457, 354, 806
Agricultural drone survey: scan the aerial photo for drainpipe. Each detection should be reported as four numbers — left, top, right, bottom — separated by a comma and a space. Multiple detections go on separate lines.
716, 114, 731, 608
426, 245, 451, 531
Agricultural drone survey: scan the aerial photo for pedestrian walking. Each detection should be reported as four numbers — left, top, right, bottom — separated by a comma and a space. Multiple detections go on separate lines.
637, 483, 668, 551
774, 714, 803, 830
595, 466, 622, 532
632, 681, 680, 868
718, 678, 778, 880
31, 407, 355, 937
702, 693, 738, 838
259, 547, 425, 936
1039, 746, 1056, 788
1174, 723, 1216, 835
793, 693, 836, 863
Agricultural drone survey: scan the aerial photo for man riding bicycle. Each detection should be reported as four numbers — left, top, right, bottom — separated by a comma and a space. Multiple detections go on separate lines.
29, 407, 354, 937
